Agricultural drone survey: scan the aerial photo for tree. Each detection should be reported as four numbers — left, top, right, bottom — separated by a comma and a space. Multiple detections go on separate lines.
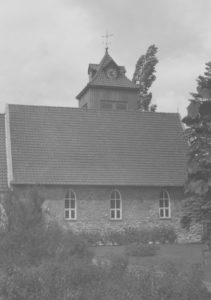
132, 45, 158, 111
0, 188, 46, 266
181, 62, 211, 229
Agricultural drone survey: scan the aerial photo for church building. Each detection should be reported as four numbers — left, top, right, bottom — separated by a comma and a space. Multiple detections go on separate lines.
0, 49, 200, 241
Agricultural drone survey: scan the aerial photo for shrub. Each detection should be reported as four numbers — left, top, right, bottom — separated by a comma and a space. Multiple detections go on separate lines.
70, 226, 177, 248
125, 242, 159, 257
106, 252, 129, 274
155, 262, 210, 300
59, 230, 93, 261
96, 226, 177, 246
77, 230, 105, 246
1, 256, 210, 300
150, 226, 177, 244
0, 265, 45, 300
106, 227, 141, 245
105, 230, 126, 245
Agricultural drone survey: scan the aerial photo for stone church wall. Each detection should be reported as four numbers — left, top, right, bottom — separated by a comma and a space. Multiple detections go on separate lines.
14, 185, 202, 243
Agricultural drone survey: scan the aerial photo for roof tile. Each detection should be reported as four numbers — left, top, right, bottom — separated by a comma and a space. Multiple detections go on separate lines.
8, 104, 188, 186
90, 51, 137, 89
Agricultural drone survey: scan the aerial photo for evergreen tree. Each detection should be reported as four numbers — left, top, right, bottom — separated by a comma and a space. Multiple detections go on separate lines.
132, 45, 158, 111
181, 62, 211, 229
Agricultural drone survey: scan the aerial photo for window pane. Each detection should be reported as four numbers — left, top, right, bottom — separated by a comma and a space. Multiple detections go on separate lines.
65, 199, 69, 209
165, 209, 169, 217
71, 199, 75, 209
110, 199, 115, 209
111, 210, 115, 219
65, 210, 69, 219
163, 191, 168, 200
101, 101, 112, 110
71, 191, 75, 200
116, 199, 120, 209
159, 199, 164, 208
165, 199, 169, 208
160, 209, 164, 218
116, 210, 120, 219
71, 210, 75, 219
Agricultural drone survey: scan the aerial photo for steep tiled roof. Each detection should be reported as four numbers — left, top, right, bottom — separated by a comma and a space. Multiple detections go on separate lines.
91, 51, 136, 87
0, 114, 8, 191
8, 104, 188, 186
77, 51, 138, 99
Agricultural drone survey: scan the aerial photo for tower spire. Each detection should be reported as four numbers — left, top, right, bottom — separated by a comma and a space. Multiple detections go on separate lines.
102, 31, 113, 52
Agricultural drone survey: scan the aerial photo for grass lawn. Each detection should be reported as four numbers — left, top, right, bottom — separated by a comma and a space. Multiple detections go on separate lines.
93, 243, 211, 281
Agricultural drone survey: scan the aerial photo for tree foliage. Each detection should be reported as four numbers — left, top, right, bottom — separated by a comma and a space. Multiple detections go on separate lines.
132, 45, 158, 111
181, 62, 211, 229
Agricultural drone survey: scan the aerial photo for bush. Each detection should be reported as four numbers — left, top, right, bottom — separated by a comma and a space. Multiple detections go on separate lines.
77, 230, 105, 246
149, 226, 177, 244
125, 242, 159, 257
72, 226, 177, 248
0, 265, 45, 300
105, 230, 127, 245
58, 230, 93, 261
1, 254, 210, 299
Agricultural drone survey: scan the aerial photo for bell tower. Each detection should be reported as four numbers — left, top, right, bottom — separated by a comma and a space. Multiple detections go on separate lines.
76, 49, 139, 111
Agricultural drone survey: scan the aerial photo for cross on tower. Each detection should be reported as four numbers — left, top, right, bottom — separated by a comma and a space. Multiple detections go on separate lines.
102, 31, 113, 52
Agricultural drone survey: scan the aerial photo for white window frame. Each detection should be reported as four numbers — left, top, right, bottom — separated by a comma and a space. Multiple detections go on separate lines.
110, 190, 122, 220
159, 190, 171, 219
64, 190, 77, 220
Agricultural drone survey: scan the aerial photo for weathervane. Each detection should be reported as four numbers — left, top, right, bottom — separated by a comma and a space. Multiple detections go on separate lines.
102, 31, 113, 52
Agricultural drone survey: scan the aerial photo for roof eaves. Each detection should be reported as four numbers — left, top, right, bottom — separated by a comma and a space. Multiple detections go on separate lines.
5, 105, 14, 188
76, 83, 90, 100
0, 114, 8, 191
11, 181, 185, 187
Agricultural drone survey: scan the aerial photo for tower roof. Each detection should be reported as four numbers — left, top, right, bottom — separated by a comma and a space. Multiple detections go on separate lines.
76, 50, 138, 100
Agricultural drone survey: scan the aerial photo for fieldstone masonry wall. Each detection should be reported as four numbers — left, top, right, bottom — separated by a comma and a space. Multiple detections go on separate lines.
15, 185, 202, 243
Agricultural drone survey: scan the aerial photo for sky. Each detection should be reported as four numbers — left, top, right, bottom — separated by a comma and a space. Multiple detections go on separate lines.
0, 0, 211, 116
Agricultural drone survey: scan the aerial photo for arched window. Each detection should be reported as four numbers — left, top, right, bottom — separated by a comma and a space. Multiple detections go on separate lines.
110, 190, 122, 220
159, 190, 170, 218
64, 190, 77, 220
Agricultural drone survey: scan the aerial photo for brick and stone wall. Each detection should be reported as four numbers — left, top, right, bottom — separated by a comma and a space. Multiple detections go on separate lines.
14, 185, 202, 243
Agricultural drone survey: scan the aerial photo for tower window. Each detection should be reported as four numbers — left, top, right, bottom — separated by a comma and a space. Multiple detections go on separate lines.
116, 102, 127, 110
101, 100, 113, 110
100, 100, 128, 111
